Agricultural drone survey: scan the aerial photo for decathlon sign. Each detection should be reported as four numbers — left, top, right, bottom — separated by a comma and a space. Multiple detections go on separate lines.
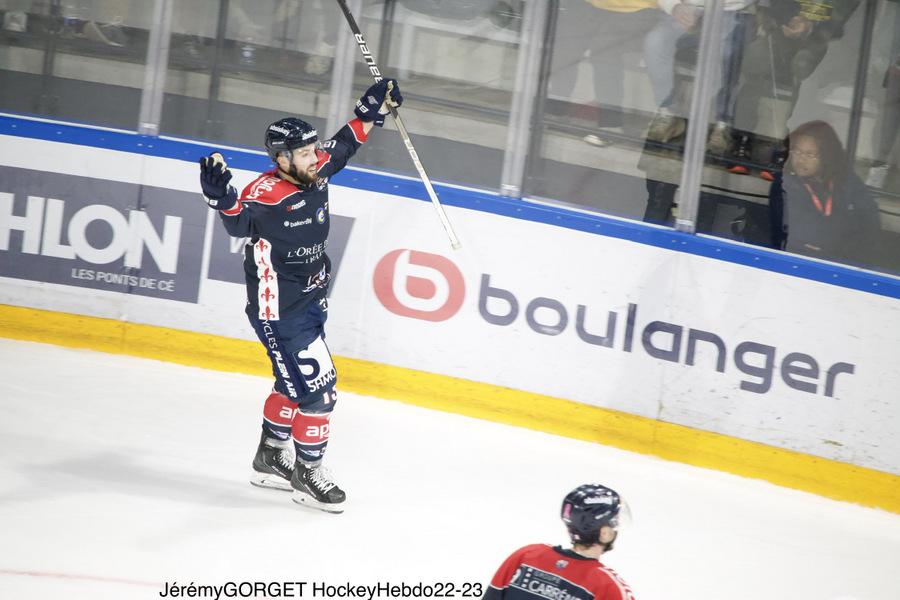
373, 249, 856, 398
0, 165, 205, 302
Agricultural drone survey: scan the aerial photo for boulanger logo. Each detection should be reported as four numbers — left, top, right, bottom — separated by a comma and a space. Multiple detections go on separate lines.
373, 249, 465, 322
371, 249, 855, 397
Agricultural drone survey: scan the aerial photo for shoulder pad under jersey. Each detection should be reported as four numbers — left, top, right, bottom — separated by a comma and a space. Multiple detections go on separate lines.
241, 171, 297, 205
315, 148, 333, 174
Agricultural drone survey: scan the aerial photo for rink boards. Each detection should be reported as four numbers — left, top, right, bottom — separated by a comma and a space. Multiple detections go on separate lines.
1, 114, 898, 512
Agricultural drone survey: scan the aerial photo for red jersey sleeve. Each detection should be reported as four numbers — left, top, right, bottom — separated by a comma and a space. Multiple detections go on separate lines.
594, 564, 637, 600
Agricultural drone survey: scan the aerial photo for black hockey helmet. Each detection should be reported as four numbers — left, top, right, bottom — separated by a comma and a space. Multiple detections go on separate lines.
561, 484, 623, 545
264, 117, 318, 160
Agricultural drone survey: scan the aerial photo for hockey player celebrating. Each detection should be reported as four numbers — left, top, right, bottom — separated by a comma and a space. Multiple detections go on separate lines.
197, 79, 403, 513
483, 484, 636, 600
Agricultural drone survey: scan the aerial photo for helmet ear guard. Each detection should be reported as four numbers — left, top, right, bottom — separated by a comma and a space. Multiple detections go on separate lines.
598, 525, 617, 545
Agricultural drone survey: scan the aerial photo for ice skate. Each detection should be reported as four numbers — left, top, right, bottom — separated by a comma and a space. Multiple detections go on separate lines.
290, 462, 346, 513
250, 432, 294, 491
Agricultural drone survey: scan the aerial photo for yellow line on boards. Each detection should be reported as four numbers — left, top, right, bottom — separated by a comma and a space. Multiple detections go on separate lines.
1, 304, 898, 513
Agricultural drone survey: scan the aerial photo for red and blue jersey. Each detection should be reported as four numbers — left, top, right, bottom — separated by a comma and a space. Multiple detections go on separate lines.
484, 544, 636, 600
217, 118, 368, 320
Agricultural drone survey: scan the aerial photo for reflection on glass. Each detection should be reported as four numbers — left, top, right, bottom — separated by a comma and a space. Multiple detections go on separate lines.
0, 0, 150, 127
60, 0, 131, 47
158, 0, 522, 189
2, 0, 899, 277
644, 2, 752, 158
640, 1, 755, 232
864, 2, 900, 193
346, 0, 521, 188
528, 0, 665, 214
720, 0, 900, 276
730, 0, 860, 180
634, 0, 900, 277
550, 0, 661, 148
161, 0, 341, 147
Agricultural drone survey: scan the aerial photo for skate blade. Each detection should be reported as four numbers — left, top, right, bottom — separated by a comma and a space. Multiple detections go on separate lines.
250, 471, 292, 491
291, 490, 345, 514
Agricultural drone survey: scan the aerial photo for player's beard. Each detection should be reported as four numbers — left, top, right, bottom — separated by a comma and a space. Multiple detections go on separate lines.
284, 164, 318, 186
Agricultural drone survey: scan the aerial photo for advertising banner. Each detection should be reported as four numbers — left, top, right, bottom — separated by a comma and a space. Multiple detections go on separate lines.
0, 165, 206, 303
1, 133, 898, 476
327, 190, 900, 475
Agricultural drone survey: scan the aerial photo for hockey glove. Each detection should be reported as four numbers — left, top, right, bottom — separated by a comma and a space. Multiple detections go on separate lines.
199, 153, 238, 211
354, 79, 403, 127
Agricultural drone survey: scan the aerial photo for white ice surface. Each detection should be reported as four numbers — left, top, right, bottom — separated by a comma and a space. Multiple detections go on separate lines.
0, 339, 898, 600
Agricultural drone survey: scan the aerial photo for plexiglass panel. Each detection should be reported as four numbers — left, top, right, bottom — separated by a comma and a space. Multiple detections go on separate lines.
524, 0, 708, 224
0, 0, 152, 128
719, 0, 900, 275
348, 0, 523, 188
3, 0, 899, 277
159, 0, 340, 147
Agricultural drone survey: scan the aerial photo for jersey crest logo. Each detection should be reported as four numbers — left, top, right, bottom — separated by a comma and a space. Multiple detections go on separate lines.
246, 176, 281, 200
555, 560, 568, 569
316, 207, 326, 224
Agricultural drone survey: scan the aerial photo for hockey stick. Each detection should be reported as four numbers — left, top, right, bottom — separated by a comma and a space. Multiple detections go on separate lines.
334, 0, 462, 250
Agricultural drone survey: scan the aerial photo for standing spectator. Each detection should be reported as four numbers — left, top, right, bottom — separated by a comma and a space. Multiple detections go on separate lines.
550, 0, 663, 147
729, 0, 861, 180
644, 0, 755, 156
865, 0, 900, 190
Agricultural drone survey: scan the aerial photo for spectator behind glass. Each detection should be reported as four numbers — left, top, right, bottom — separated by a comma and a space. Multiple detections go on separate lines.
550, 0, 663, 148
768, 121, 881, 267
59, 0, 132, 47
730, 0, 861, 180
1, 0, 37, 32
865, 0, 900, 191
644, 0, 755, 157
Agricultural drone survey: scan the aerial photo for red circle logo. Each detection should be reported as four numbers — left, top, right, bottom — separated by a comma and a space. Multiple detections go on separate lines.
373, 249, 465, 322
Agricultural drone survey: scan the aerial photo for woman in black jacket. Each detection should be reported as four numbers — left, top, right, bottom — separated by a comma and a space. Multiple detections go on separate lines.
768, 120, 881, 267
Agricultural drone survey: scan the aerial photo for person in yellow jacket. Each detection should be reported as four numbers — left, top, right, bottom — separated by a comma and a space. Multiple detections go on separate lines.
550, 0, 663, 147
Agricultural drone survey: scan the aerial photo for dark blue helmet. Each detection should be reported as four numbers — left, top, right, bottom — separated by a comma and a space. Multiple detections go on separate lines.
561, 484, 622, 545
264, 117, 318, 160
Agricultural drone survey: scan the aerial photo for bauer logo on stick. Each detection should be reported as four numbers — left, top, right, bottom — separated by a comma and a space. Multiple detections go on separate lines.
340, 0, 460, 249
